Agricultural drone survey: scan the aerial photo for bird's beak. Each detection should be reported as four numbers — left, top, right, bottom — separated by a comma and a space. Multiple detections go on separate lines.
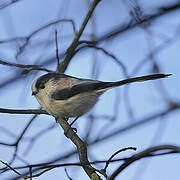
32, 91, 37, 96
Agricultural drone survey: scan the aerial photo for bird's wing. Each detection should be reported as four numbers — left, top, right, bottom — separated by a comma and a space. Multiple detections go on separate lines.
51, 80, 107, 100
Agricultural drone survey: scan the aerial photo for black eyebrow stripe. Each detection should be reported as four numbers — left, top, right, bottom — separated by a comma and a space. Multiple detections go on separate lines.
51, 82, 108, 100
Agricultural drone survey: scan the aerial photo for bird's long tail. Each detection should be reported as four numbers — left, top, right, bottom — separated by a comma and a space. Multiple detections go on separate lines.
97, 74, 171, 92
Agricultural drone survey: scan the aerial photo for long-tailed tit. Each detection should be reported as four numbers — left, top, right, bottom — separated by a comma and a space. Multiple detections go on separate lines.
32, 73, 171, 121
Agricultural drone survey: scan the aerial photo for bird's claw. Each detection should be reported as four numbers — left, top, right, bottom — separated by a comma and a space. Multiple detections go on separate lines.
64, 127, 77, 137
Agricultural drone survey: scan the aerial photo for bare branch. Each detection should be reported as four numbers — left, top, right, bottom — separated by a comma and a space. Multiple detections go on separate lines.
56, 117, 102, 179
15, 18, 76, 59
64, 168, 73, 180
2, 144, 180, 179
109, 145, 180, 180
13, 104, 180, 178
0, 160, 27, 179
57, 0, 101, 73
103, 147, 137, 174
0, 58, 52, 74
0, 108, 48, 115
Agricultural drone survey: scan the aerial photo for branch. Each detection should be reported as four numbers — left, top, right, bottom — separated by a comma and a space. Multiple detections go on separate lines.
2, 144, 180, 179
57, 0, 101, 73
13, 104, 179, 178
0, 58, 52, 74
96, 2, 180, 44
0, 159, 55, 179
97, 104, 179, 143
0, 160, 27, 179
56, 117, 102, 179
0, 108, 48, 115
103, 147, 136, 174
0, 115, 39, 167
109, 145, 180, 180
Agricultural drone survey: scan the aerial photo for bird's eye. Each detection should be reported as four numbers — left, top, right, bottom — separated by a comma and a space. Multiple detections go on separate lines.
39, 84, 45, 89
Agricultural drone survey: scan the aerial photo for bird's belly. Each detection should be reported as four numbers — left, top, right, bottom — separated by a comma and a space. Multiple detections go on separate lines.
50, 92, 99, 118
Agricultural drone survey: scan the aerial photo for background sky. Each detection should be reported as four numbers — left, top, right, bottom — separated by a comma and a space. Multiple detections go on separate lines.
0, 0, 180, 179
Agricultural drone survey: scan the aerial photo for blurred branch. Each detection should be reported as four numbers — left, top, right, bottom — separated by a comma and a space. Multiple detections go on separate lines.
25, 19, 76, 38
97, 104, 179, 143
0, 115, 38, 167
0, 159, 55, 179
0, 2, 179, 90
0, 160, 26, 179
0, 18, 76, 44
0, 58, 52, 74
23, 124, 56, 156
64, 168, 73, 180
15, 18, 76, 59
0, 1, 179, 179
96, 1, 180, 44
75, 44, 128, 77
0, 0, 24, 10
131, 28, 180, 75
2, 144, 179, 170
109, 145, 180, 180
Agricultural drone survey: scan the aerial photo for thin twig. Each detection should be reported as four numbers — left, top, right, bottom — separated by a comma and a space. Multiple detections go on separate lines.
55, 30, 60, 70
0, 160, 27, 179
103, 147, 137, 173
64, 168, 73, 180
0, 59, 52, 74
15, 18, 76, 59
0, 159, 55, 179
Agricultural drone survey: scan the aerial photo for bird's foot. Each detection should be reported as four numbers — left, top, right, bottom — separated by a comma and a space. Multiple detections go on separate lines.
64, 116, 79, 137
55, 116, 68, 123
64, 127, 77, 137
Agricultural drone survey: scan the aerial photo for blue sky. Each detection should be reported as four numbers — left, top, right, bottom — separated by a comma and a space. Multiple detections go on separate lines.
0, 0, 180, 179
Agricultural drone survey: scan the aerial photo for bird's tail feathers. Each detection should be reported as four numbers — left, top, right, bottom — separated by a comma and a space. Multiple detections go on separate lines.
96, 74, 171, 93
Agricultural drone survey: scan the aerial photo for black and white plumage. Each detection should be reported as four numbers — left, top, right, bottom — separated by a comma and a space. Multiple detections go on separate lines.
32, 73, 171, 120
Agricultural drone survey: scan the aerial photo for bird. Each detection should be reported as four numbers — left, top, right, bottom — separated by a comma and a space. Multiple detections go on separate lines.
32, 73, 171, 123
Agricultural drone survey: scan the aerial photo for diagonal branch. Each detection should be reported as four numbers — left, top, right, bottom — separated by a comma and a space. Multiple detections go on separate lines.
56, 117, 102, 179
57, 0, 101, 73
